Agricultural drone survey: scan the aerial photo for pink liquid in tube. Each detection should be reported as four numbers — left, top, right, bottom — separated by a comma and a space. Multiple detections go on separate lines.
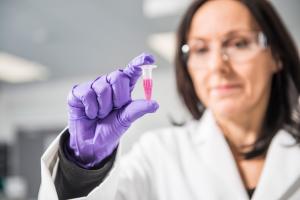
143, 78, 153, 100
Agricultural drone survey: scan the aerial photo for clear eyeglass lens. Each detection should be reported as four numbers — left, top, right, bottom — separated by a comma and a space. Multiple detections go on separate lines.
183, 31, 267, 69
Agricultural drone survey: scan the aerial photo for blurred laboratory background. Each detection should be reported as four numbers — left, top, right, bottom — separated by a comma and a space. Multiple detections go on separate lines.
0, 0, 299, 199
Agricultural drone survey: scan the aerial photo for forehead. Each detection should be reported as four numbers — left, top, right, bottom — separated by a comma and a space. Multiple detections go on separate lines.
189, 0, 258, 39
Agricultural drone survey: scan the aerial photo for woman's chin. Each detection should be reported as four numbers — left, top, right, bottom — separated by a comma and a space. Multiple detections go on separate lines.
210, 100, 245, 118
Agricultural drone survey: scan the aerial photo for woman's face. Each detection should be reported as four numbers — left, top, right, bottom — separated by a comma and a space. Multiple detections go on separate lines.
187, 0, 279, 118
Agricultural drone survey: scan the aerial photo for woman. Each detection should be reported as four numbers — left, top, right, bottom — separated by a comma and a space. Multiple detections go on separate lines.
39, 0, 300, 199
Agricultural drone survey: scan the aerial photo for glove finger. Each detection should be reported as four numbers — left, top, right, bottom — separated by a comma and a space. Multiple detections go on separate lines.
67, 88, 86, 120
91, 76, 113, 119
123, 53, 155, 90
71, 81, 99, 119
118, 99, 159, 127
106, 70, 131, 109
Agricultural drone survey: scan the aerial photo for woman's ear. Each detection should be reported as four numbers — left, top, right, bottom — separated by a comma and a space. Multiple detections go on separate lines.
272, 54, 283, 73
275, 60, 283, 73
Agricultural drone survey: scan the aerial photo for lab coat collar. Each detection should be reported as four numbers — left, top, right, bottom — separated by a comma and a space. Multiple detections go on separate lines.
252, 130, 300, 200
191, 110, 300, 200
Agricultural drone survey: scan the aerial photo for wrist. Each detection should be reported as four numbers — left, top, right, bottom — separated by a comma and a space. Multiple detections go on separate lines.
65, 130, 119, 169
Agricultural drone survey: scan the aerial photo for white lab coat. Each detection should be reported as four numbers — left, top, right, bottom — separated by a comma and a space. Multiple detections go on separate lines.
38, 110, 300, 200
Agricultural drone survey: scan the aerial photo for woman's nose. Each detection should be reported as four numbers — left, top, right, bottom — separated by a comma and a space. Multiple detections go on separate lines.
206, 49, 231, 73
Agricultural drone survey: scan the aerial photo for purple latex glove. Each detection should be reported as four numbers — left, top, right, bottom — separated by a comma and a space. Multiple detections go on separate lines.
67, 53, 159, 169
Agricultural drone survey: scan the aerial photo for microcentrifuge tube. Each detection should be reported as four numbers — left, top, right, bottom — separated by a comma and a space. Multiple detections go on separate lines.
141, 64, 157, 100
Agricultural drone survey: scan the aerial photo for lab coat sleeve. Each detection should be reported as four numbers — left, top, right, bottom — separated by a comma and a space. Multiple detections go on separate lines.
54, 131, 117, 199
39, 127, 121, 200
39, 128, 158, 200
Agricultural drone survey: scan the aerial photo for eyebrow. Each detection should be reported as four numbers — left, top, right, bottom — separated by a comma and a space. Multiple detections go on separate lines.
188, 29, 257, 42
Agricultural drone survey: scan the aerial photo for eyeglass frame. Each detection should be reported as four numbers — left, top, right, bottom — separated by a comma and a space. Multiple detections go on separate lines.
181, 31, 268, 69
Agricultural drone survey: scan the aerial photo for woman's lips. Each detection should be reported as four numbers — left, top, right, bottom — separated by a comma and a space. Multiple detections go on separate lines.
210, 84, 242, 97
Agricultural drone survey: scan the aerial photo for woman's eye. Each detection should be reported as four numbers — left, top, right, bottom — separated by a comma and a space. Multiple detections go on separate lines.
233, 39, 250, 49
194, 47, 208, 54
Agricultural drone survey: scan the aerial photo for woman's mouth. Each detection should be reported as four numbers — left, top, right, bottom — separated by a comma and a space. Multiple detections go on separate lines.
210, 84, 242, 97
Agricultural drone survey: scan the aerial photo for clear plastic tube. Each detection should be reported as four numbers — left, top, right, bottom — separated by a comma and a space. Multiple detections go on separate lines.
140, 64, 157, 100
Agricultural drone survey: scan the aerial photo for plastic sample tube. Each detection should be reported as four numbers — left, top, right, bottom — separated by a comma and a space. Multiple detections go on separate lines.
141, 64, 157, 100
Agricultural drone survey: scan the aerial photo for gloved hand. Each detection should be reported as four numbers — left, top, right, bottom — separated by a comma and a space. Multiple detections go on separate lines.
66, 53, 159, 169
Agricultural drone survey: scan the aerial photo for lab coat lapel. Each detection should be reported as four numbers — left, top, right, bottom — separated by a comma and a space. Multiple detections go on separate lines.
194, 110, 249, 199
252, 130, 300, 200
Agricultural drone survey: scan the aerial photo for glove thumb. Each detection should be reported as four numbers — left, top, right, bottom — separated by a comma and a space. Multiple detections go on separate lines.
119, 99, 159, 126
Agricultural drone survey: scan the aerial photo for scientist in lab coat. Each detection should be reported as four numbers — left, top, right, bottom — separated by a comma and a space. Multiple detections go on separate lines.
39, 0, 300, 199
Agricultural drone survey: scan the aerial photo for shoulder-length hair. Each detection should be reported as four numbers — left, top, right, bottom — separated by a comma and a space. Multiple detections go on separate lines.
175, 0, 300, 159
